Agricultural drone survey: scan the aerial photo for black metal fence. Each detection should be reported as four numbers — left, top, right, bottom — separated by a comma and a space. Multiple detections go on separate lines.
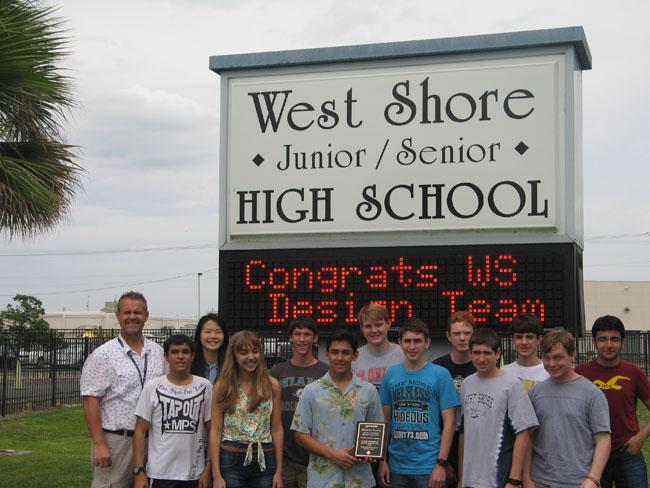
0, 328, 294, 416
2, 328, 649, 416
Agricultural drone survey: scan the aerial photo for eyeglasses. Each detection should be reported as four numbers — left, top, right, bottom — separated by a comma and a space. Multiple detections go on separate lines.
595, 337, 622, 344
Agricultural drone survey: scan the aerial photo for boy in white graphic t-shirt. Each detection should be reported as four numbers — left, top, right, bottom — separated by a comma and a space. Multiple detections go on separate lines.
133, 334, 212, 488
501, 315, 548, 391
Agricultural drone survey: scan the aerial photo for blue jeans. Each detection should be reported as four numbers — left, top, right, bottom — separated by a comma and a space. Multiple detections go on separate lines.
600, 447, 648, 488
390, 473, 430, 488
220, 441, 276, 488
151, 480, 198, 488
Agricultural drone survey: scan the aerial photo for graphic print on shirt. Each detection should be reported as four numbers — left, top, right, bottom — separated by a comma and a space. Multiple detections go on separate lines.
465, 392, 494, 419
593, 375, 631, 391
521, 379, 537, 392
279, 375, 317, 412
452, 375, 464, 393
156, 386, 207, 435
355, 367, 386, 384
391, 379, 432, 440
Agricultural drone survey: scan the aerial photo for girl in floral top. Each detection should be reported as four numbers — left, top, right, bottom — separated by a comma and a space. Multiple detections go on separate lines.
210, 330, 283, 488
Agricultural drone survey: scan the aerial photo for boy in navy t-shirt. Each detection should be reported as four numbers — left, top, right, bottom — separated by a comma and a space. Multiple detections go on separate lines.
379, 318, 459, 488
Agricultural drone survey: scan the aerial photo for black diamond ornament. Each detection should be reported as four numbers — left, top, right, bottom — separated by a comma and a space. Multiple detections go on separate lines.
515, 142, 529, 155
252, 154, 265, 166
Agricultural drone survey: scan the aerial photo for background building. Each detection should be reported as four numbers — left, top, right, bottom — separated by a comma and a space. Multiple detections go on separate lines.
584, 281, 650, 331
43, 311, 195, 331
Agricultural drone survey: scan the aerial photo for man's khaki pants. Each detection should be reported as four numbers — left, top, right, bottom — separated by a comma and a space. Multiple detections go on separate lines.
91, 432, 134, 488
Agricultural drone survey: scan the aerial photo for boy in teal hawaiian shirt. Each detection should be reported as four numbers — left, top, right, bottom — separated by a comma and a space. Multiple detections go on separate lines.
292, 330, 383, 488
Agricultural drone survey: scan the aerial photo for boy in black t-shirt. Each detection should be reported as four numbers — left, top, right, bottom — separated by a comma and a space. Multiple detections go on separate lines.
432, 310, 477, 486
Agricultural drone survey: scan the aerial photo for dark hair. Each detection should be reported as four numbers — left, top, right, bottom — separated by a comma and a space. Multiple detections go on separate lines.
399, 317, 429, 340
288, 316, 319, 336
541, 327, 575, 355
164, 334, 194, 354
326, 330, 359, 352
469, 328, 501, 353
592, 315, 625, 339
190, 313, 229, 381
117, 291, 147, 313
447, 310, 476, 331
510, 315, 544, 337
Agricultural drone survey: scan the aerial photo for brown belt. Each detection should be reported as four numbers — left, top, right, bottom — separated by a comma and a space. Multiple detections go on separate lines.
220, 442, 273, 453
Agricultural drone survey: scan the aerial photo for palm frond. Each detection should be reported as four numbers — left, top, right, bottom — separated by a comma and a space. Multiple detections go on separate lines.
0, 140, 81, 237
0, 0, 82, 238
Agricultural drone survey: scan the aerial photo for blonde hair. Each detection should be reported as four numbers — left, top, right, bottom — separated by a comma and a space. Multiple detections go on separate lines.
213, 330, 272, 414
358, 303, 390, 325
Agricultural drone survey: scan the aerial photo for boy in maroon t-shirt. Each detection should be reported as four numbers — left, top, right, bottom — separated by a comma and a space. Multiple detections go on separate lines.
575, 315, 650, 488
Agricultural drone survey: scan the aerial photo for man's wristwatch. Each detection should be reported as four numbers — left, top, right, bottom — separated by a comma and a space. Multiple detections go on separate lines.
436, 458, 449, 467
506, 478, 522, 486
132, 466, 146, 475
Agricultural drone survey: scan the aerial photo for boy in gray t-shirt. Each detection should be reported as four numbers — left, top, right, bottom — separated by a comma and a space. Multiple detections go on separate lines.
351, 303, 404, 486
352, 303, 404, 388
527, 328, 610, 488
458, 328, 538, 488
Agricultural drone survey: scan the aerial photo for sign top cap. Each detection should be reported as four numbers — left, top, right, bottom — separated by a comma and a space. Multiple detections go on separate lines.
210, 26, 591, 73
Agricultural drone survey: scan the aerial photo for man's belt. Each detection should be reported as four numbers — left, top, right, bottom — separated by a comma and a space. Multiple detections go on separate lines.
103, 428, 135, 437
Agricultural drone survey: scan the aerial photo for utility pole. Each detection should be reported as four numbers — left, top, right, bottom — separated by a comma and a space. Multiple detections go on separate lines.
197, 272, 203, 319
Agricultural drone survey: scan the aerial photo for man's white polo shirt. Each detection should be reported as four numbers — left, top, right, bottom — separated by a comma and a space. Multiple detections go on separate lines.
80, 335, 165, 430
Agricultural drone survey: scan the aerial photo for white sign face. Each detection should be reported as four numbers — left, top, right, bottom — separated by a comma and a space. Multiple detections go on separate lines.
225, 54, 563, 236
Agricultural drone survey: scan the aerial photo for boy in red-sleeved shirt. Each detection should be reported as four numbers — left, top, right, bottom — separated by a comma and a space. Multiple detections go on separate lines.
575, 315, 650, 488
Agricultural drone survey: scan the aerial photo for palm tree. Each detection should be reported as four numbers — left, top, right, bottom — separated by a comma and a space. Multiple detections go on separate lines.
0, 0, 82, 238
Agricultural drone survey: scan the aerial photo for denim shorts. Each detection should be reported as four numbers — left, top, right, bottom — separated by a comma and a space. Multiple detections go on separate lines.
220, 441, 275, 488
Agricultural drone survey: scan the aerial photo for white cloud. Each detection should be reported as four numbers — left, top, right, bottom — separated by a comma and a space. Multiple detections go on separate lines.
3, 0, 649, 315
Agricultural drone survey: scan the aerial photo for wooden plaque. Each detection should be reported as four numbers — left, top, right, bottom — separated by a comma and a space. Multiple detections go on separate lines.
353, 421, 388, 459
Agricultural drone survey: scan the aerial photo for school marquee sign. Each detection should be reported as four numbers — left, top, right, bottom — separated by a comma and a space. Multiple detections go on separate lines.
213, 27, 590, 242
210, 27, 591, 331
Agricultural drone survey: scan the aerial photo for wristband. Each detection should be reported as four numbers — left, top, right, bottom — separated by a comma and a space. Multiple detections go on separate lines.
506, 478, 522, 486
436, 458, 449, 467
586, 475, 600, 487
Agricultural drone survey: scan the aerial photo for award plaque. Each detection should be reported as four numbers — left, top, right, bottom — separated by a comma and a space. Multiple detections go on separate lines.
353, 421, 388, 459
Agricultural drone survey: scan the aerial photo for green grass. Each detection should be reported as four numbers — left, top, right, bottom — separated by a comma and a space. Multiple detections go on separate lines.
0, 406, 91, 488
1, 404, 649, 487
639, 402, 650, 463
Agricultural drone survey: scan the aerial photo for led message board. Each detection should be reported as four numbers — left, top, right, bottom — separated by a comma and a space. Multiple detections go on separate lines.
219, 243, 583, 334
212, 30, 590, 336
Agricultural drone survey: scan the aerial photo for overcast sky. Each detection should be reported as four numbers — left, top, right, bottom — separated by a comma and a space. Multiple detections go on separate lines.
0, 0, 648, 318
